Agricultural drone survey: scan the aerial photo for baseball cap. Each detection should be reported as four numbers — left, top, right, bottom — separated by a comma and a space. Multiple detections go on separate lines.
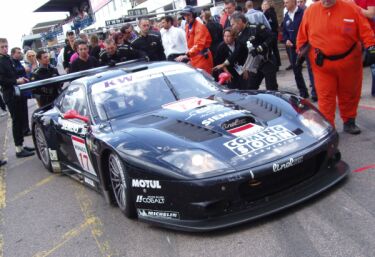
180, 5, 195, 15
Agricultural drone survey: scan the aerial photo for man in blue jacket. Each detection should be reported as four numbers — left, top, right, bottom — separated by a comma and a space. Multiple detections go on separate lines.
283, 0, 309, 98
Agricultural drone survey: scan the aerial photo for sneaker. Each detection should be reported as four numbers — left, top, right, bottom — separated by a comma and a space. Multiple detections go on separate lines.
0, 112, 7, 117
343, 118, 361, 135
0, 160, 6, 167
16, 149, 35, 158
285, 64, 293, 71
23, 146, 35, 152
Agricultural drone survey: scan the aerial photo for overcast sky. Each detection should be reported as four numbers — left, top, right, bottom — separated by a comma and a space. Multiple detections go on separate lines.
0, 0, 67, 49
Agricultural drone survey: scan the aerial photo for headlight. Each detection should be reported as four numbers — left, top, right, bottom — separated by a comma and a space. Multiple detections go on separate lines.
299, 109, 331, 138
161, 149, 230, 176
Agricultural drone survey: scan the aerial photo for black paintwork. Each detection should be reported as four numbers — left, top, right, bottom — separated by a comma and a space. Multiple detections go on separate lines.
31, 61, 350, 231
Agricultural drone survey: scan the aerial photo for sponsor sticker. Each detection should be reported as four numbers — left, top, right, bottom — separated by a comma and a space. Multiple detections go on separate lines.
273, 156, 304, 172
58, 118, 87, 134
136, 195, 165, 204
71, 136, 97, 176
162, 97, 217, 112
137, 209, 180, 220
343, 19, 354, 23
224, 125, 300, 158
132, 179, 161, 189
84, 177, 95, 187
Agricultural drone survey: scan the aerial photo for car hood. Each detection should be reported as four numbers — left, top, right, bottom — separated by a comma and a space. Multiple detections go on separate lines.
110, 92, 324, 170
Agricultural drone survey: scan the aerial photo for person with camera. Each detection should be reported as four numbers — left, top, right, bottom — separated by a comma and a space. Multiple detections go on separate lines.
217, 13, 278, 90
176, 5, 214, 74
0, 38, 34, 158
297, 0, 375, 134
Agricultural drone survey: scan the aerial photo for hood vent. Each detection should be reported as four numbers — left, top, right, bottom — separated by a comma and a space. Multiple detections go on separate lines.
239, 98, 281, 121
163, 120, 222, 142
131, 115, 167, 125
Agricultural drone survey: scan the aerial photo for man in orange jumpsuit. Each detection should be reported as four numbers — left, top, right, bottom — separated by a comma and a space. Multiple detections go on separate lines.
176, 5, 213, 74
297, 0, 375, 134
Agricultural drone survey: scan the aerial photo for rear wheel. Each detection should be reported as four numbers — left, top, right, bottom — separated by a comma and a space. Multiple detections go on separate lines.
34, 124, 52, 172
108, 153, 136, 218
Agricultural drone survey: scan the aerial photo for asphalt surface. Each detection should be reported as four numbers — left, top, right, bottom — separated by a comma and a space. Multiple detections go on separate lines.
0, 55, 374, 257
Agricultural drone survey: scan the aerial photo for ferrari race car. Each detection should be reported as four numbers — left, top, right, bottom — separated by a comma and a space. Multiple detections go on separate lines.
21, 60, 349, 231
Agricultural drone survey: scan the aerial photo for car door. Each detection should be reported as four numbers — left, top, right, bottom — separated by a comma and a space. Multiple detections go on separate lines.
55, 83, 97, 177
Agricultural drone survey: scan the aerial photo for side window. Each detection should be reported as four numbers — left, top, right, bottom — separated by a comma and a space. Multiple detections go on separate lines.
59, 84, 88, 117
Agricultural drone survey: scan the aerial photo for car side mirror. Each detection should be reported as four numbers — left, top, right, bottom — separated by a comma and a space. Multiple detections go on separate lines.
63, 109, 89, 123
218, 72, 231, 85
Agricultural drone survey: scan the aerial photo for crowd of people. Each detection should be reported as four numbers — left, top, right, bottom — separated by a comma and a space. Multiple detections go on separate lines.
0, 0, 375, 166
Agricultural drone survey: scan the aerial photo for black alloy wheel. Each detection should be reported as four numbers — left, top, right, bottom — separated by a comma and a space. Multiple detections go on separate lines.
34, 124, 52, 172
108, 153, 136, 218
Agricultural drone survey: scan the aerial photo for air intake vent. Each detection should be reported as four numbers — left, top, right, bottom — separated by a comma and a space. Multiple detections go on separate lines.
131, 115, 167, 125
163, 120, 221, 142
239, 98, 281, 121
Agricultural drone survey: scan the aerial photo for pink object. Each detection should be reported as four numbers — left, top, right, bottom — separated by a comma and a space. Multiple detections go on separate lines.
70, 52, 79, 63
218, 72, 231, 85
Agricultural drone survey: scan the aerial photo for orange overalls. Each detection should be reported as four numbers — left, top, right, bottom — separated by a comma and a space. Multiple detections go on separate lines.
296, 0, 375, 126
185, 20, 213, 74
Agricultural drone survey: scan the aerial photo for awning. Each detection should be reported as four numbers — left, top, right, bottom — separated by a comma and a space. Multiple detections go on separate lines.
34, 0, 87, 12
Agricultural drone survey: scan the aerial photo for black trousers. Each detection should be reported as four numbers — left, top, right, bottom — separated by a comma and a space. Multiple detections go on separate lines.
0, 93, 6, 111
243, 62, 278, 91
2, 89, 24, 147
21, 95, 30, 132
287, 47, 308, 97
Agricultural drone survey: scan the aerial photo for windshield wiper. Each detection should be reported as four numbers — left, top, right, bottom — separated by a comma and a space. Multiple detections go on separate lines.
161, 73, 179, 100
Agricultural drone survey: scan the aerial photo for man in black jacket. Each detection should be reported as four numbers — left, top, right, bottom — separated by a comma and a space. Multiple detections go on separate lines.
214, 28, 247, 89
131, 18, 166, 61
99, 39, 143, 66
11, 47, 31, 136
218, 13, 278, 90
70, 40, 99, 72
0, 38, 34, 158
30, 50, 61, 107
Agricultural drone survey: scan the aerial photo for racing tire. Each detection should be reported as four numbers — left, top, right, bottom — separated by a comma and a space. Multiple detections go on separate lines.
34, 124, 53, 172
108, 153, 136, 218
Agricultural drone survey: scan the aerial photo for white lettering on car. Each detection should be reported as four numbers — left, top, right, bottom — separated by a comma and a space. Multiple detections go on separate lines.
224, 125, 300, 158
136, 195, 165, 204
273, 157, 304, 172
137, 209, 180, 219
132, 179, 162, 189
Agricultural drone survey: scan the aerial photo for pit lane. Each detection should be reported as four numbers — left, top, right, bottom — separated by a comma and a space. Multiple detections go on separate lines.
0, 65, 374, 257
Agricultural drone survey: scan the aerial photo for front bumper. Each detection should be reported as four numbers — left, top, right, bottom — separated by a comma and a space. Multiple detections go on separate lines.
138, 160, 349, 232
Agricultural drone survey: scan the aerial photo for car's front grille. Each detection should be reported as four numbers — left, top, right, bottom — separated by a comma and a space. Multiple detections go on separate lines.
238, 151, 326, 203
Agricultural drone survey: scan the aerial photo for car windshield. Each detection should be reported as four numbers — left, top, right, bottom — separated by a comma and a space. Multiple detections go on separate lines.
90, 66, 219, 121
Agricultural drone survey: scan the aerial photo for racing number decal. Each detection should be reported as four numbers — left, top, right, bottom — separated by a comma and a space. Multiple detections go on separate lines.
71, 136, 96, 176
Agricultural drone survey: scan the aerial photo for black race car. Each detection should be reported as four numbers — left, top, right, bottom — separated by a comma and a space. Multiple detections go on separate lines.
25, 60, 349, 232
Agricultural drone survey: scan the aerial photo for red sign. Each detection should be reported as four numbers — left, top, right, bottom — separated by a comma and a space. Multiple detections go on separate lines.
90, 0, 111, 12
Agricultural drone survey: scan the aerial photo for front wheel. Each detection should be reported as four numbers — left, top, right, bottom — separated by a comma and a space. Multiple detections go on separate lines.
108, 153, 136, 218
34, 124, 52, 172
